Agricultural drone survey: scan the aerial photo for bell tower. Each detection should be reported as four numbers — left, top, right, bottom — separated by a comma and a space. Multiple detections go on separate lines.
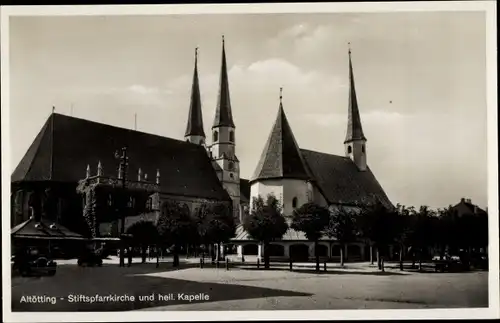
344, 44, 367, 171
210, 36, 241, 222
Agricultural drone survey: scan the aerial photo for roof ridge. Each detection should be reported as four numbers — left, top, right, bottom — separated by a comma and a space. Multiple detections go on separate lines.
53, 113, 200, 148
299, 148, 350, 159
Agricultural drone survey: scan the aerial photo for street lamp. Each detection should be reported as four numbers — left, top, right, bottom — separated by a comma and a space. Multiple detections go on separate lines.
115, 147, 129, 267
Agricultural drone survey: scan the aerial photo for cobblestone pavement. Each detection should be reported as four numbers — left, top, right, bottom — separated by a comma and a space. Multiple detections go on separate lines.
11, 258, 488, 311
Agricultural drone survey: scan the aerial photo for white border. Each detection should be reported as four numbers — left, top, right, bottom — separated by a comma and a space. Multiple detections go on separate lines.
1, 2, 498, 322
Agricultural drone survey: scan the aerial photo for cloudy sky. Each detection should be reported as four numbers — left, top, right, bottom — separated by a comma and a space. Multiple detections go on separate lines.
9, 11, 488, 209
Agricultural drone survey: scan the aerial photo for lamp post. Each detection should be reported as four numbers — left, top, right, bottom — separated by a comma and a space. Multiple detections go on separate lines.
115, 147, 129, 267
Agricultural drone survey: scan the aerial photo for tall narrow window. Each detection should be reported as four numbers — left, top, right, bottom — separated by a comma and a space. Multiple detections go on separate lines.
347, 146, 352, 154
229, 131, 234, 142
228, 162, 234, 171
362, 145, 365, 153
292, 197, 298, 209
213, 131, 219, 142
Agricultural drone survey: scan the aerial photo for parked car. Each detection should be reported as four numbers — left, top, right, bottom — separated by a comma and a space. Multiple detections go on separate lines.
12, 252, 57, 277
77, 248, 103, 267
470, 253, 488, 270
432, 254, 468, 272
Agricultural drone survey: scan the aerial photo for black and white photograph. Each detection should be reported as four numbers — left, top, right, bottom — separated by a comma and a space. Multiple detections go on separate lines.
1, 2, 498, 321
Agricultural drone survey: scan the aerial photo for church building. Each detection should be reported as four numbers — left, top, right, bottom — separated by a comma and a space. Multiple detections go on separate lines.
11, 37, 392, 262
231, 46, 393, 262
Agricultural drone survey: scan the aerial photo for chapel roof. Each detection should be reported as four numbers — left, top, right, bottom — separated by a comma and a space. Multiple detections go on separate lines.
300, 149, 393, 208
250, 95, 310, 182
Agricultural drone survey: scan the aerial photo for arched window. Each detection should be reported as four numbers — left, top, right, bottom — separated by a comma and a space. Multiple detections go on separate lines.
362, 145, 365, 153
292, 197, 298, 208
347, 146, 352, 154
229, 131, 234, 142
213, 131, 219, 142
146, 197, 153, 211
229, 173, 234, 179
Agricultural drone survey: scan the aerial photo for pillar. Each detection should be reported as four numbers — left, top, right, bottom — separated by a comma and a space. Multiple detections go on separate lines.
219, 244, 225, 259
344, 244, 349, 261
359, 243, 365, 261
370, 245, 374, 264
258, 244, 262, 259
283, 243, 290, 258
308, 243, 315, 258
237, 245, 243, 257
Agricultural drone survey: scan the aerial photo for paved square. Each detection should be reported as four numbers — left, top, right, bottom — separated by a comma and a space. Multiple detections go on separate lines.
11, 259, 488, 311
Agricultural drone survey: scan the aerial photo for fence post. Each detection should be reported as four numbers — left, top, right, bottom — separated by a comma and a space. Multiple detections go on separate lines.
200, 258, 203, 269
324, 261, 327, 272
257, 258, 260, 269
226, 258, 229, 271
289, 258, 293, 271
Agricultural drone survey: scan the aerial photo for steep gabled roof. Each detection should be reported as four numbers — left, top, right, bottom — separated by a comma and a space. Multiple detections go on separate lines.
212, 36, 235, 129
250, 97, 310, 182
300, 149, 393, 208
185, 48, 205, 137
12, 113, 231, 201
12, 115, 54, 182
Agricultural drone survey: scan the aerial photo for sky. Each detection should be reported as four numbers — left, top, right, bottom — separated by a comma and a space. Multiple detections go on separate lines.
8, 11, 488, 209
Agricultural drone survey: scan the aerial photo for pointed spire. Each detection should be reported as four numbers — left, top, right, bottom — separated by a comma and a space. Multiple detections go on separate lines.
185, 47, 205, 138
212, 35, 235, 129
86, 164, 90, 178
345, 44, 366, 143
250, 88, 309, 182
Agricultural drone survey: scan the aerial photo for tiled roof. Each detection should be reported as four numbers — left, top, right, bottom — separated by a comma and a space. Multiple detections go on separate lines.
344, 49, 366, 143
250, 103, 310, 182
451, 199, 488, 217
239, 178, 251, 204
301, 149, 393, 208
185, 49, 205, 137
11, 216, 86, 240
212, 37, 235, 129
232, 224, 333, 241
11, 113, 231, 201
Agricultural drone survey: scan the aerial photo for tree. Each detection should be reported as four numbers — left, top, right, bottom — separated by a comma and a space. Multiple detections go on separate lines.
242, 194, 288, 269
324, 205, 357, 267
126, 220, 159, 263
357, 201, 399, 271
407, 205, 436, 270
157, 200, 196, 267
291, 203, 330, 271
194, 202, 236, 261
393, 204, 415, 270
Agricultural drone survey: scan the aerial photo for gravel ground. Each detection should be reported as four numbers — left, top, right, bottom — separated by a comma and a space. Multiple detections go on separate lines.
10, 259, 488, 311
